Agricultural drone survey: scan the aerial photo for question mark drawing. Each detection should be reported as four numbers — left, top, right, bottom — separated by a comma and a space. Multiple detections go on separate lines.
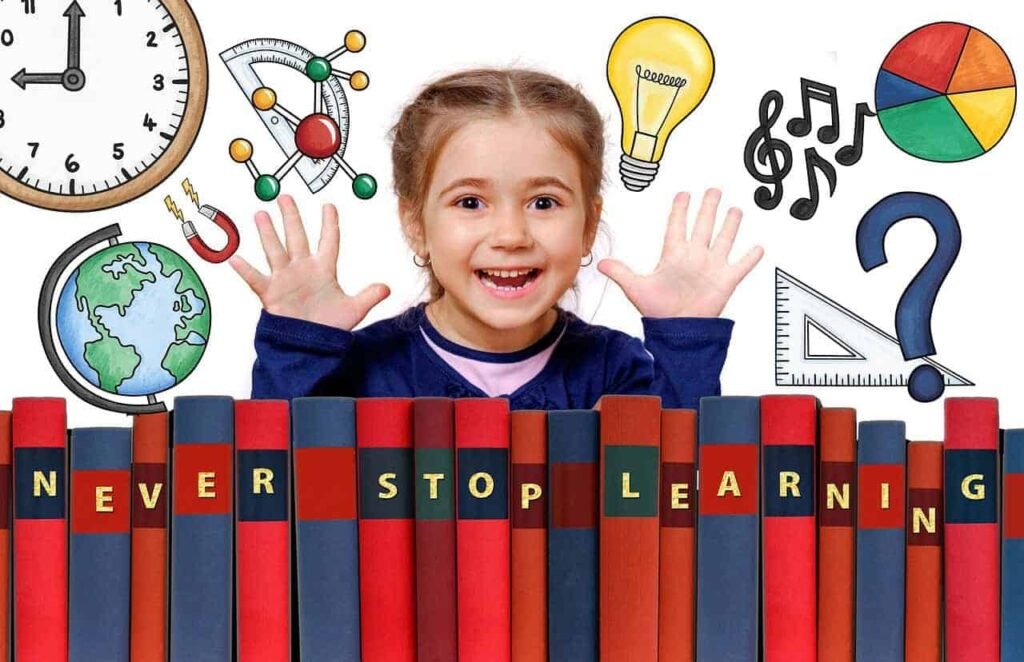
856, 192, 962, 403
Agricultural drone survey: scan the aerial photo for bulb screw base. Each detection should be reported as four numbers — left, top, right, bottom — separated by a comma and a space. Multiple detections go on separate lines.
619, 154, 659, 192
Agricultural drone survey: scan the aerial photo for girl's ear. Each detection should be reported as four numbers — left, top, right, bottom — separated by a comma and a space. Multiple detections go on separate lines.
399, 198, 427, 254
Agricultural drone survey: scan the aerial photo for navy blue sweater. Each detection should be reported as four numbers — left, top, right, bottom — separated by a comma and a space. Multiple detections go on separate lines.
252, 302, 733, 410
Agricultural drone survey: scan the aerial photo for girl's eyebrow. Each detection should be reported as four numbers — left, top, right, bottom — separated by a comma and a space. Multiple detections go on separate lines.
438, 177, 490, 197
526, 176, 574, 195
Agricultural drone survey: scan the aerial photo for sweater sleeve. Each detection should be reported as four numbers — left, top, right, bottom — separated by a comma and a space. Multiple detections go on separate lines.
604, 317, 734, 409
251, 310, 357, 400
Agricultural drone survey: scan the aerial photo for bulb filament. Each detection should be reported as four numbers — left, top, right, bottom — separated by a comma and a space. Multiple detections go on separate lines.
635, 64, 687, 88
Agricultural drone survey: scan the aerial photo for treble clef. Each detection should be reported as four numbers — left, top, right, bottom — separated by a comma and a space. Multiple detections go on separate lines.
743, 90, 793, 211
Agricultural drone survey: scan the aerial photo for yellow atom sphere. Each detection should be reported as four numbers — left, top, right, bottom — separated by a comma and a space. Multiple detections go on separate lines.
229, 139, 253, 163
345, 30, 366, 53
350, 71, 369, 91
251, 87, 277, 111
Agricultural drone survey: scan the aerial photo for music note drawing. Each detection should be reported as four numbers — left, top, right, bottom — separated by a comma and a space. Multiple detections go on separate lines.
743, 90, 793, 211
787, 78, 841, 144
790, 147, 837, 221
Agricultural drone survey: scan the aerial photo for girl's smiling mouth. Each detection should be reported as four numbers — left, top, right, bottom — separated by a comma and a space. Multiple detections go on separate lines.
475, 267, 542, 298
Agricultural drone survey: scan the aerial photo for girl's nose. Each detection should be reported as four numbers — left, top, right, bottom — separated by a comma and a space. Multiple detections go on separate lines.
489, 208, 534, 249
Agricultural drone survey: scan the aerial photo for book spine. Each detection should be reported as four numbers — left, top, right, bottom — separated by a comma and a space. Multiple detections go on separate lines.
455, 398, 511, 662
170, 396, 234, 662
357, 398, 416, 662
69, 427, 131, 662
291, 398, 359, 661
131, 413, 169, 662
511, 410, 547, 662
236, 400, 290, 662
547, 409, 598, 662
696, 396, 760, 662
817, 408, 856, 662
855, 420, 906, 662
944, 397, 999, 661
1003, 429, 1024, 658
659, 409, 696, 662
0, 411, 9, 662
599, 394, 661, 662
905, 441, 943, 662
413, 398, 457, 662
761, 395, 817, 662
13, 397, 68, 662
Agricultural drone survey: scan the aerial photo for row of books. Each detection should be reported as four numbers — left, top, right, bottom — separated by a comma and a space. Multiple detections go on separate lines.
0, 394, 1014, 661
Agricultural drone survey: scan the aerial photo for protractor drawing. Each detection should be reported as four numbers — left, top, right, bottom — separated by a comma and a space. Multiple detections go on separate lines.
221, 32, 376, 201
875, 22, 1015, 162
775, 268, 972, 390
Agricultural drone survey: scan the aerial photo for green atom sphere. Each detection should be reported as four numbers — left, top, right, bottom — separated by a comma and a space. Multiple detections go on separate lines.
305, 57, 332, 82
352, 173, 377, 199
255, 175, 281, 201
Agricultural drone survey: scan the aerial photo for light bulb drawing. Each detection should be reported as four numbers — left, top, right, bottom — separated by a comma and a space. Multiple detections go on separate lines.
607, 17, 715, 191
222, 31, 376, 202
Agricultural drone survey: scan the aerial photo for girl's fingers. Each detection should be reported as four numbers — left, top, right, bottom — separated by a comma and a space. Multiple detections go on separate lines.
278, 194, 311, 258
254, 210, 288, 271
711, 207, 743, 257
661, 192, 691, 258
730, 245, 765, 283
690, 188, 722, 247
229, 255, 270, 296
597, 258, 640, 301
319, 203, 341, 270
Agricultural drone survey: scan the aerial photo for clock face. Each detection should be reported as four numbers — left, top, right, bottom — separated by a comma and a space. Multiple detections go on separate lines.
0, 0, 207, 211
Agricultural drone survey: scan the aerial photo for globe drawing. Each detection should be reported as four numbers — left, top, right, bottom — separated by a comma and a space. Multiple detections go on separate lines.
40, 224, 210, 413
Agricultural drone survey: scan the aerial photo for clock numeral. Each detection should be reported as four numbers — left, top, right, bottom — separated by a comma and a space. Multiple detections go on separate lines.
65, 154, 80, 173
21, 0, 36, 14
1, 30, 14, 47
146, 31, 158, 47
143, 113, 157, 132
112, 142, 125, 160
153, 74, 165, 91
28, 142, 39, 158
0, 109, 5, 128
114, 0, 122, 16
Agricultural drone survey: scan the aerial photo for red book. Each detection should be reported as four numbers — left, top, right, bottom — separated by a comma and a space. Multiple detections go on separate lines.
599, 395, 660, 662
357, 398, 416, 662
817, 408, 856, 662
236, 400, 290, 661
131, 413, 169, 662
12, 397, 67, 662
511, 410, 546, 662
906, 440, 943, 662
761, 395, 817, 662
414, 398, 458, 662
455, 398, 511, 662
659, 409, 696, 662
0, 410, 10, 662
944, 398, 1000, 661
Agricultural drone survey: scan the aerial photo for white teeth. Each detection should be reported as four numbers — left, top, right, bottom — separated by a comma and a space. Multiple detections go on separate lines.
480, 268, 535, 278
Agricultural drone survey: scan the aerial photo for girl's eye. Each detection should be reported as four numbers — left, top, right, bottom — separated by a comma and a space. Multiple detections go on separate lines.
531, 196, 560, 210
456, 196, 482, 210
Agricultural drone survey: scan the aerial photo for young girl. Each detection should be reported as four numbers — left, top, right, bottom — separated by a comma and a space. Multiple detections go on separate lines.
231, 68, 763, 410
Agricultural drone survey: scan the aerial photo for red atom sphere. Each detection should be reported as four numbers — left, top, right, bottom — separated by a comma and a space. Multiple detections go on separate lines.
294, 114, 341, 159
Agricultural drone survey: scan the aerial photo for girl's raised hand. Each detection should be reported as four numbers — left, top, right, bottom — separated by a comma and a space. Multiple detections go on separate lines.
229, 194, 391, 331
597, 189, 763, 319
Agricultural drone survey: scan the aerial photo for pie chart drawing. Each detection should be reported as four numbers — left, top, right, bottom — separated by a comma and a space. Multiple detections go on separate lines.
875, 22, 1015, 162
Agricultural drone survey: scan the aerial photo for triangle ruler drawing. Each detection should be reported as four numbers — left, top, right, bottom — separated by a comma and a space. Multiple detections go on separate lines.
775, 268, 973, 389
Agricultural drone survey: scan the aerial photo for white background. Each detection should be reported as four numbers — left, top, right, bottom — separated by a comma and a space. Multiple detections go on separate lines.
0, 0, 1019, 439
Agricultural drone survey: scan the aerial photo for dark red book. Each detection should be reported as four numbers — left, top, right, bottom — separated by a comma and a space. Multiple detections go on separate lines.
0, 410, 10, 662
455, 398, 511, 662
818, 408, 856, 662
761, 395, 817, 662
599, 394, 661, 662
236, 400, 290, 661
906, 440, 943, 662
12, 397, 67, 662
357, 398, 416, 661
131, 413, 169, 662
511, 410, 546, 662
659, 409, 696, 662
413, 398, 457, 662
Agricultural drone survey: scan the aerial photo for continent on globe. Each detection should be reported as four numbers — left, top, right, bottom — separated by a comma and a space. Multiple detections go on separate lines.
55, 242, 211, 397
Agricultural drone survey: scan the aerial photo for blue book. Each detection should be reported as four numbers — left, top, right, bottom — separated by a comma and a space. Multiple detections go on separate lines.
1003, 429, 1024, 657
69, 427, 131, 662
171, 396, 234, 662
696, 396, 760, 662
855, 421, 906, 662
547, 409, 599, 661
292, 397, 360, 661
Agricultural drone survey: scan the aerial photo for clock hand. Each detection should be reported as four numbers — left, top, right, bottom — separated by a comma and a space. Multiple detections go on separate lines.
63, 1, 85, 71
11, 68, 64, 89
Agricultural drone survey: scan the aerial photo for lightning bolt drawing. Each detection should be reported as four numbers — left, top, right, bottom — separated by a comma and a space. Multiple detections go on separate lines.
182, 178, 201, 208
164, 195, 185, 223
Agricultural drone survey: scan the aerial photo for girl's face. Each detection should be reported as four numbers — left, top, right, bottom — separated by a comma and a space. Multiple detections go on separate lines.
408, 114, 597, 342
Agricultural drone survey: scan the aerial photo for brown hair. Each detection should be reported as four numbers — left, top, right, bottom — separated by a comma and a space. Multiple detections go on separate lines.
390, 67, 606, 302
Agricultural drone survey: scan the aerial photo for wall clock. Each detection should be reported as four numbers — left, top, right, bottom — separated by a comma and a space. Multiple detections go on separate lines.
0, 0, 207, 212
